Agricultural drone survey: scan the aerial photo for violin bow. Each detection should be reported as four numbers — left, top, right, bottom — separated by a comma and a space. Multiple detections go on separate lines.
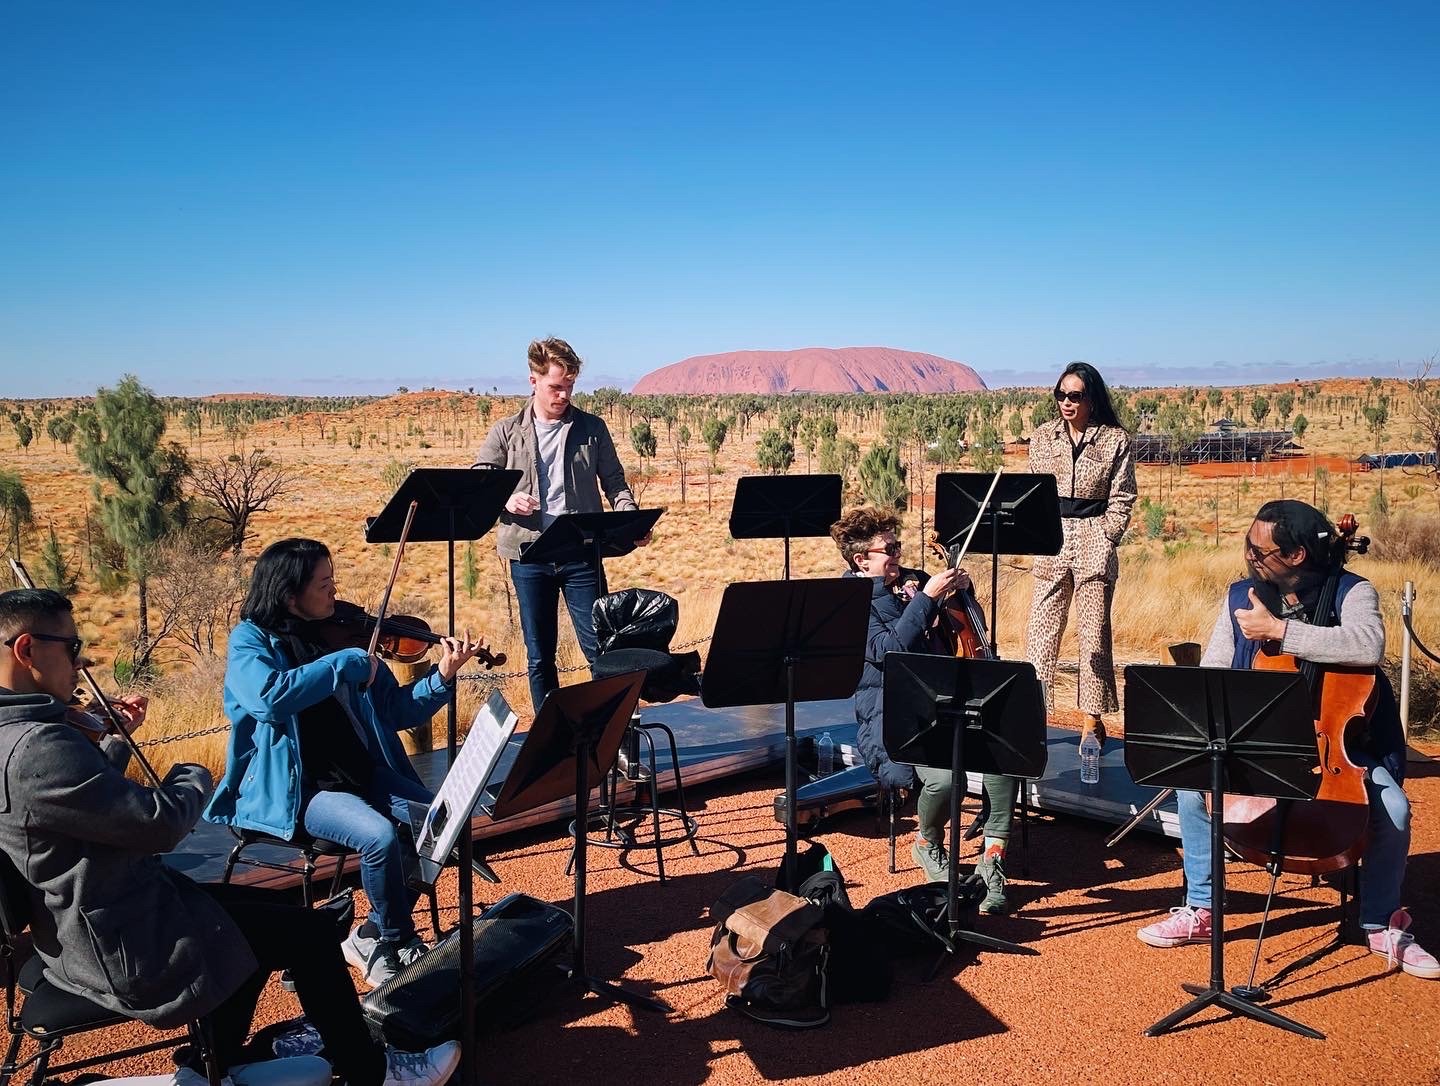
8, 558, 164, 788
947, 467, 1004, 572
365, 500, 420, 666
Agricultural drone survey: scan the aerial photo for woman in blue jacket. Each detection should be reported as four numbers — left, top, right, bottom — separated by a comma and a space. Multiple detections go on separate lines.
206, 538, 487, 988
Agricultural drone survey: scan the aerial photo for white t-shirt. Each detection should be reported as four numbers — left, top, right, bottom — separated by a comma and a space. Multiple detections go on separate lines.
533, 416, 570, 528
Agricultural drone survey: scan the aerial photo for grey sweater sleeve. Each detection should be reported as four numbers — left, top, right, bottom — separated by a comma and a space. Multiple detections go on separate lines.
1200, 600, 1235, 668
1279, 580, 1385, 665
1201, 580, 1386, 668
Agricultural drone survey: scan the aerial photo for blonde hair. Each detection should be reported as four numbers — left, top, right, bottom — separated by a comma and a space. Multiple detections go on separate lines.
527, 337, 583, 378
830, 506, 901, 571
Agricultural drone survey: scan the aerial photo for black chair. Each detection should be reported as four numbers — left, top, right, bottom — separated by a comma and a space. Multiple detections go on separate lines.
567, 589, 702, 881
0, 851, 222, 1086
220, 827, 444, 940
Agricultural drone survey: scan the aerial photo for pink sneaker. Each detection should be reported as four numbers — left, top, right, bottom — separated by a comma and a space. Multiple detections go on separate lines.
1367, 909, 1440, 980
1138, 906, 1213, 948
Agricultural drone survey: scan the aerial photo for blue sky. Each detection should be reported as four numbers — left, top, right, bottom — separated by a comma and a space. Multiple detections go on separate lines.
2, 2, 1437, 398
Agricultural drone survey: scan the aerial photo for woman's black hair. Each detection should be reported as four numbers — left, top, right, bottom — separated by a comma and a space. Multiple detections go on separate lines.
1253, 500, 1344, 573
241, 538, 332, 630
1055, 362, 1122, 430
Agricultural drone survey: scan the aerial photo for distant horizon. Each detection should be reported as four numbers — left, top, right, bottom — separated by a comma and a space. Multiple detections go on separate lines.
0, 348, 1418, 402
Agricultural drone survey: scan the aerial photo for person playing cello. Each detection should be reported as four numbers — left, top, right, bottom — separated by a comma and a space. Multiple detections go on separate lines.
1136, 500, 1436, 981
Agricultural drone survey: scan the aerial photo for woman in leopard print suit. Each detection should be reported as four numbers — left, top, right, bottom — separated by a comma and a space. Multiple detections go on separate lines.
1025, 362, 1136, 744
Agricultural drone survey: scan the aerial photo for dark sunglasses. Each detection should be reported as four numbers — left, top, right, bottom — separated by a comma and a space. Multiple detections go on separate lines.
1054, 390, 1088, 404
1244, 540, 1283, 563
865, 541, 903, 557
3, 632, 84, 662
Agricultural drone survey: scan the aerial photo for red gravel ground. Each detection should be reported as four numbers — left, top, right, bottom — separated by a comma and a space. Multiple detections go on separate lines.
34, 738, 1440, 1086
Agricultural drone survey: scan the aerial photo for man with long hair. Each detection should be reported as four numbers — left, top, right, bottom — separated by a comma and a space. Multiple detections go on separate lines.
1135, 500, 1434, 981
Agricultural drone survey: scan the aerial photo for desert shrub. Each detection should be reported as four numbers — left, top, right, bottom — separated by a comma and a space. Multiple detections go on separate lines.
1367, 511, 1440, 568
1380, 655, 1440, 738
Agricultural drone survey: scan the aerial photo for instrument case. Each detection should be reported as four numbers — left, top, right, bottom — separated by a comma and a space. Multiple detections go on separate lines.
362, 893, 573, 1049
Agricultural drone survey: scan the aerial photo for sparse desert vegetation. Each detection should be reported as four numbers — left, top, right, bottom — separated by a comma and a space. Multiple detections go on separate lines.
4, 373, 1439, 779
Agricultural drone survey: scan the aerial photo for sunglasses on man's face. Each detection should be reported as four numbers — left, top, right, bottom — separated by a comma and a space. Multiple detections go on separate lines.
3, 632, 84, 662
865, 541, 902, 558
1054, 390, 1088, 404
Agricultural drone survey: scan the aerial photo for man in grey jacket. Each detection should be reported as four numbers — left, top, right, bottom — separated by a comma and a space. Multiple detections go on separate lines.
474, 336, 643, 712
0, 588, 461, 1086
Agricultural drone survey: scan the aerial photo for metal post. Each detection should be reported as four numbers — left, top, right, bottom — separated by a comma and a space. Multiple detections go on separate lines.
1401, 581, 1414, 740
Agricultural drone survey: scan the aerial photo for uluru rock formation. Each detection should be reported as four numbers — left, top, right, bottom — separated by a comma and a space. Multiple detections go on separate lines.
630, 346, 986, 395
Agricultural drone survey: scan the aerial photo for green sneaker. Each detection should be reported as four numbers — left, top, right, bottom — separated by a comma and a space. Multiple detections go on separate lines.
977, 854, 1008, 914
911, 838, 950, 883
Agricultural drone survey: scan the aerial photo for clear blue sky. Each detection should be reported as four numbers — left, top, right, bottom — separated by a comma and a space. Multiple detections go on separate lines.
2, 2, 1437, 398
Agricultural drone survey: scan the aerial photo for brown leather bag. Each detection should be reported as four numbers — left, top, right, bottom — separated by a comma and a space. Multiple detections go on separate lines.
706, 876, 830, 1028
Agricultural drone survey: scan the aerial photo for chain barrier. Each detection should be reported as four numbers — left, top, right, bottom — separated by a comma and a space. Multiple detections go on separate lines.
138, 722, 231, 747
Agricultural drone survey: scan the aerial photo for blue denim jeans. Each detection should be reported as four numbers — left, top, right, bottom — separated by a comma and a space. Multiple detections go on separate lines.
510, 558, 602, 714
1175, 753, 1410, 924
301, 764, 433, 944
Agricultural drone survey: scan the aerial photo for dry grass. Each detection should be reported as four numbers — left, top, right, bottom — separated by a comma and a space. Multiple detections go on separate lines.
7, 376, 1440, 778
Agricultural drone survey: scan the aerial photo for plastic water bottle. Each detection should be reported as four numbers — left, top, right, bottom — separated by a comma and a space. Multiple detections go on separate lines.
818, 731, 835, 777
1079, 730, 1102, 785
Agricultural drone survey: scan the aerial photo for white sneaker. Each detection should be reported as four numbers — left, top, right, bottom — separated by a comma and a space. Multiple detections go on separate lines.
343, 920, 381, 972
363, 935, 429, 989
382, 1041, 461, 1086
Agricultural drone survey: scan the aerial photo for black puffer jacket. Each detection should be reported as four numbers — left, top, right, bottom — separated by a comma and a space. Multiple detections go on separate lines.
848, 568, 940, 790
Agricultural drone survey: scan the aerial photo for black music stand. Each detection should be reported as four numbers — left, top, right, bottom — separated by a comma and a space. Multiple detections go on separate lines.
883, 653, 1046, 973
728, 474, 842, 579
520, 508, 663, 578
365, 466, 518, 1086
1123, 664, 1322, 1040
932, 472, 1061, 657
484, 670, 668, 1013
702, 577, 870, 891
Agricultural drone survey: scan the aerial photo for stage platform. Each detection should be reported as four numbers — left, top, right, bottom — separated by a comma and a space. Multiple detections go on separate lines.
165, 697, 1176, 889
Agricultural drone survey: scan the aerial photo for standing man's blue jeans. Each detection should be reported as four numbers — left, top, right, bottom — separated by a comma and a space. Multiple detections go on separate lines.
301, 764, 433, 945
510, 558, 602, 714
1175, 752, 1409, 923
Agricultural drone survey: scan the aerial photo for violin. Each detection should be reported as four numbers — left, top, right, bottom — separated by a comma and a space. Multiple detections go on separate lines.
925, 533, 992, 659
300, 599, 507, 671
1221, 513, 1374, 875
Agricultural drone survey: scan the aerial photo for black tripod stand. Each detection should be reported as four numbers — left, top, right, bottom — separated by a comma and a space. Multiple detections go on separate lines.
485, 670, 668, 1013
702, 577, 870, 891
1124, 664, 1324, 1039
883, 653, 1047, 974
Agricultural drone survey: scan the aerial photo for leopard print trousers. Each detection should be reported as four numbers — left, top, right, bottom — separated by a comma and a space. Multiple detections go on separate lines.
1025, 515, 1119, 715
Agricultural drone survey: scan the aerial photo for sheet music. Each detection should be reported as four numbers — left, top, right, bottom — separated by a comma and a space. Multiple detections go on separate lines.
414, 688, 517, 884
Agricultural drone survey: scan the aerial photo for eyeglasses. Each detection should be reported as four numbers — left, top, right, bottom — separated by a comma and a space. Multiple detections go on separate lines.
3, 632, 84, 662
1244, 540, 1283, 563
1054, 390, 1088, 404
865, 542, 902, 558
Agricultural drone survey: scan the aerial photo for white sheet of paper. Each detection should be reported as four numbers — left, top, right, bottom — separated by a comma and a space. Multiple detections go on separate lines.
414, 688, 517, 883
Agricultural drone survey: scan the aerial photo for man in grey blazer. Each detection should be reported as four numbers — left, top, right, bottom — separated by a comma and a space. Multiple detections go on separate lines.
0, 588, 460, 1086
474, 337, 644, 713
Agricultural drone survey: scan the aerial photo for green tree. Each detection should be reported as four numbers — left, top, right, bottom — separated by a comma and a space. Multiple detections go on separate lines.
755, 428, 795, 474
969, 417, 1004, 472
1030, 397, 1057, 431
1250, 395, 1271, 428
45, 415, 75, 450
0, 470, 32, 561
858, 443, 908, 510
1274, 391, 1295, 426
1008, 411, 1025, 441
1292, 414, 1309, 442
75, 375, 192, 664
630, 420, 657, 464
13, 418, 33, 455
37, 523, 79, 595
